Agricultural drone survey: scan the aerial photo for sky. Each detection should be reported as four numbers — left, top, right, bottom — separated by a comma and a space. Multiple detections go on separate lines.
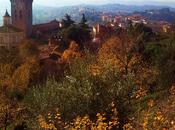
0, 0, 175, 7
36, 0, 175, 7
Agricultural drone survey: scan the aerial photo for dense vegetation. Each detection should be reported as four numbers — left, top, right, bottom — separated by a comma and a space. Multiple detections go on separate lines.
0, 15, 175, 130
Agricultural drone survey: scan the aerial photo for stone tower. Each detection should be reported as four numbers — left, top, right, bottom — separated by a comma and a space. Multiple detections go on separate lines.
3, 10, 11, 26
10, 0, 33, 37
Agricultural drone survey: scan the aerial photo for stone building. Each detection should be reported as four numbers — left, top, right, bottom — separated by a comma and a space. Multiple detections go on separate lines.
0, 10, 24, 48
0, 0, 33, 48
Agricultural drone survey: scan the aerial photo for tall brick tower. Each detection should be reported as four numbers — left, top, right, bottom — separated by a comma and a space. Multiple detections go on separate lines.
10, 0, 33, 37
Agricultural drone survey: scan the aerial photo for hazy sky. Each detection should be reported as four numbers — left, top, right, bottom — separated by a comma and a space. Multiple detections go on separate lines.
35, 0, 175, 7
1, 0, 175, 7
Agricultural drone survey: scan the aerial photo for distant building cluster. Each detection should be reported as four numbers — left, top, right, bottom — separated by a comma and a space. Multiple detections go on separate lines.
101, 13, 173, 34
92, 12, 174, 44
101, 14, 148, 27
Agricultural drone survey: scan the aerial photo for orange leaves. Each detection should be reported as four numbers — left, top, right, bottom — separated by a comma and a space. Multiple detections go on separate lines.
62, 41, 81, 62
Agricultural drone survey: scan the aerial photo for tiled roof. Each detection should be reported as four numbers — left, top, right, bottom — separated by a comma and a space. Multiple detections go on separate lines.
0, 25, 23, 33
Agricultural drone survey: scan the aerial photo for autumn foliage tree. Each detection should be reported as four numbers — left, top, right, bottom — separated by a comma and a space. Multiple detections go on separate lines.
98, 33, 140, 77
61, 41, 81, 62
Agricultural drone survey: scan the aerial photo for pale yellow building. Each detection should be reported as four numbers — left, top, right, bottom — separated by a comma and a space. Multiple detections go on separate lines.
0, 10, 24, 48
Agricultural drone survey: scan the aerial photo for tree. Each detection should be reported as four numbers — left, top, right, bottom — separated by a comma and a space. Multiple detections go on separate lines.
79, 13, 88, 28
58, 25, 91, 48
62, 14, 75, 28
128, 23, 154, 54
156, 40, 175, 88
0, 64, 13, 90
59, 13, 91, 48
0, 48, 19, 66
10, 57, 40, 100
98, 34, 139, 77
171, 22, 175, 39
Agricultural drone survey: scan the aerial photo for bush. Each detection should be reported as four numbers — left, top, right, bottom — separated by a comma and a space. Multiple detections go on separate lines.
24, 53, 135, 129
19, 40, 39, 60
10, 57, 40, 100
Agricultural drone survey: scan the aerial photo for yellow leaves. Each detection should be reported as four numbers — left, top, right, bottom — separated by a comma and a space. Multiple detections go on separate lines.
98, 36, 140, 76
38, 115, 57, 130
11, 63, 30, 92
88, 64, 102, 76
154, 110, 165, 122
152, 110, 170, 130
0, 63, 13, 88
37, 102, 120, 130
135, 65, 159, 87
11, 57, 40, 93
132, 87, 147, 99
142, 112, 149, 130
71, 115, 91, 130
123, 123, 134, 130
169, 84, 175, 95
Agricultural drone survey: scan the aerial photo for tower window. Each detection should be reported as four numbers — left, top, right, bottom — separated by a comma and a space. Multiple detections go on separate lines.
19, 10, 22, 19
15, 10, 17, 18
0, 37, 4, 44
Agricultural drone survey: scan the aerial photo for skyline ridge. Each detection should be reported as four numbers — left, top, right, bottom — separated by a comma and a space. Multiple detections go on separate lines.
0, 0, 175, 8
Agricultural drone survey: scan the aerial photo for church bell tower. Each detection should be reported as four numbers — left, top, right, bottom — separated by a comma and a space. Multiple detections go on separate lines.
10, 0, 33, 37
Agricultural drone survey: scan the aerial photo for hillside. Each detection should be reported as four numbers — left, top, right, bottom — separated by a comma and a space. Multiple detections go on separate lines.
134, 8, 175, 23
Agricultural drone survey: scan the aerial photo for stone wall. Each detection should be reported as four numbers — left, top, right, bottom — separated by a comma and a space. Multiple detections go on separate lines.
0, 32, 24, 48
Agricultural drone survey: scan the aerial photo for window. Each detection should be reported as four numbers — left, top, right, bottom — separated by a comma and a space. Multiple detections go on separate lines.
15, 10, 17, 19
19, 10, 22, 19
0, 37, 3, 44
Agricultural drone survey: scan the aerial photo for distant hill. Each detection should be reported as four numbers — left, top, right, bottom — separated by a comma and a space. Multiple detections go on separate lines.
88, 4, 175, 13
133, 8, 175, 23
32, 4, 175, 25
0, 4, 175, 25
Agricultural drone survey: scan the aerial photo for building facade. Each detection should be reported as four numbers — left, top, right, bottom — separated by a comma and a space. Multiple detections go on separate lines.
0, 10, 24, 48
0, 29, 24, 48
